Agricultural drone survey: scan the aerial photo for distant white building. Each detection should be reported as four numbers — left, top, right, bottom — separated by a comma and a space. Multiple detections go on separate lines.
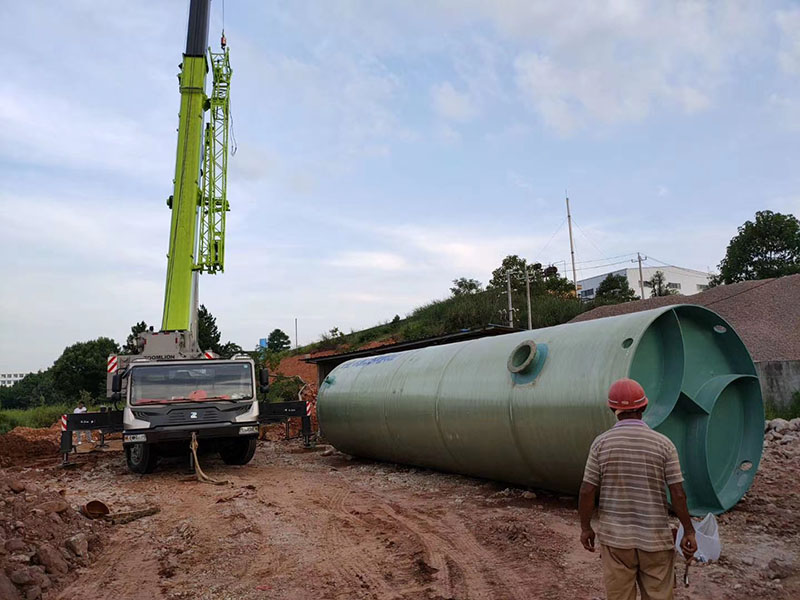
0, 372, 30, 388
577, 266, 712, 301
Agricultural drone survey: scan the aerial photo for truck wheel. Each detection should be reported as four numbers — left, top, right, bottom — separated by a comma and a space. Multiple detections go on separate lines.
126, 442, 158, 474
219, 437, 257, 465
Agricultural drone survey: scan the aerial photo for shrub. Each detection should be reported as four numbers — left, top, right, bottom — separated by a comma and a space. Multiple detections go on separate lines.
0, 404, 73, 434
765, 391, 800, 421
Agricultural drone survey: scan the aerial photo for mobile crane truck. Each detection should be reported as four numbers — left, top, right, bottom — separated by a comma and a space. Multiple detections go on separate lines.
60, 0, 311, 472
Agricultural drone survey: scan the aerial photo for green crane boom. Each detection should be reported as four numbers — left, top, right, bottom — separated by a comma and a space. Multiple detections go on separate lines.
161, 0, 232, 333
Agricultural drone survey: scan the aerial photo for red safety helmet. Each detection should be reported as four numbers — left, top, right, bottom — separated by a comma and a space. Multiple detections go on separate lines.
607, 378, 648, 412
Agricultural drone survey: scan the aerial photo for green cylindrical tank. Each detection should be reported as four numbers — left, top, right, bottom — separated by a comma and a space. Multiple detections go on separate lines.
317, 305, 763, 515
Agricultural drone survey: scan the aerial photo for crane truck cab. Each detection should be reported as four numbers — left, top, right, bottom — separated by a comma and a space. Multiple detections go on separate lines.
108, 331, 267, 474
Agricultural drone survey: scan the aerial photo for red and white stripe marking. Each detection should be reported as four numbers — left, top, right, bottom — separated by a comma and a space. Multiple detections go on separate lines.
204, 351, 216, 359
60, 415, 67, 431
306, 399, 316, 417
107, 355, 118, 373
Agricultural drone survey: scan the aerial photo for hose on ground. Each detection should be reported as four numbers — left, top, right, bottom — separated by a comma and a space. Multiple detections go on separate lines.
190, 432, 228, 486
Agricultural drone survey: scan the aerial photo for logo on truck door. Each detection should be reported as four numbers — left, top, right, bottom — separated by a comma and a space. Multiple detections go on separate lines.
190, 411, 198, 419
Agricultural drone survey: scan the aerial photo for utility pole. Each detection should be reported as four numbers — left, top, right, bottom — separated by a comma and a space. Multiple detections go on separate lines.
566, 193, 578, 297
633, 253, 647, 299
506, 271, 514, 328
294, 318, 298, 349
524, 268, 532, 330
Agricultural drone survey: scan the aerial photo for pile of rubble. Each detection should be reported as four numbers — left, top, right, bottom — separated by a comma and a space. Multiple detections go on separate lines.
0, 428, 60, 468
764, 417, 800, 447
0, 476, 108, 599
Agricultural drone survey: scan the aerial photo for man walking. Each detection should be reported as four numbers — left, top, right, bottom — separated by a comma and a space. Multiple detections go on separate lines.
579, 378, 696, 600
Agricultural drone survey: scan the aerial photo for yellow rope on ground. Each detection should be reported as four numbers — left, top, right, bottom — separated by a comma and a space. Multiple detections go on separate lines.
190, 432, 228, 486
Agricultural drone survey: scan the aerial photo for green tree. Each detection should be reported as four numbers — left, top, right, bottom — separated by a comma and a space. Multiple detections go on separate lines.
198, 304, 221, 352
123, 321, 149, 354
543, 271, 576, 298
489, 255, 574, 298
217, 341, 243, 357
197, 305, 241, 357
51, 337, 120, 400
488, 255, 530, 294
0, 371, 58, 410
267, 376, 304, 403
595, 274, 637, 304
648, 271, 679, 297
266, 328, 291, 352
716, 210, 800, 284
450, 277, 483, 297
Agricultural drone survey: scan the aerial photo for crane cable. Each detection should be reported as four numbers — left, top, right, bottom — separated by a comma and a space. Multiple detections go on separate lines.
219, 0, 238, 156
190, 432, 228, 485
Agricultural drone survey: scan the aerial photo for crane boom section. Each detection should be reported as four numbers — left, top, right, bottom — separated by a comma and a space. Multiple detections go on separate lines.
161, 53, 208, 332
197, 49, 232, 274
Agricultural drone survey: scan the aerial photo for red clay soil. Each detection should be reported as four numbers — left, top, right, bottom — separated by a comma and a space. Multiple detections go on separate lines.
0, 432, 796, 599
571, 274, 800, 361
0, 427, 60, 467
0, 472, 111, 600
273, 339, 398, 431
275, 354, 320, 386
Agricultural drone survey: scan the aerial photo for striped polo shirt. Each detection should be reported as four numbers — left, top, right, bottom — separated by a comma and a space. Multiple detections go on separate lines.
582, 419, 684, 552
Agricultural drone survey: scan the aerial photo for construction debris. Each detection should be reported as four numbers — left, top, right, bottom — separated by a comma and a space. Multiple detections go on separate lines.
0, 475, 108, 600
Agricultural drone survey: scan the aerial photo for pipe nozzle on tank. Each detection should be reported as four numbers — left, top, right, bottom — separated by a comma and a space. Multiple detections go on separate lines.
508, 341, 538, 373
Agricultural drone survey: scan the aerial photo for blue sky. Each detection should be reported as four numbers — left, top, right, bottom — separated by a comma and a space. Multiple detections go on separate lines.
2, 0, 799, 372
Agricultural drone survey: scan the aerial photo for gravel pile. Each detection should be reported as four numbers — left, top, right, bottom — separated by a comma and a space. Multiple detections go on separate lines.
764, 417, 800, 446
571, 274, 800, 361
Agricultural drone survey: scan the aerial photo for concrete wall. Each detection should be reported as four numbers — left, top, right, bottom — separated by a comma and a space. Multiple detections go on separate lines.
755, 360, 800, 413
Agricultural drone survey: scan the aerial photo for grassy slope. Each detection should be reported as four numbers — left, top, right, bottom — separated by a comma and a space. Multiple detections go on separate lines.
293, 289, 585, 356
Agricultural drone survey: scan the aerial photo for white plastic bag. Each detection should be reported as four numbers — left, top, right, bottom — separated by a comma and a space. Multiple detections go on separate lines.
675, 513, 721, 562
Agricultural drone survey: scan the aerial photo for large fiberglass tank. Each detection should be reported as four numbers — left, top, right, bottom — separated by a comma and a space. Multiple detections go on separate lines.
317, 305, 763, 515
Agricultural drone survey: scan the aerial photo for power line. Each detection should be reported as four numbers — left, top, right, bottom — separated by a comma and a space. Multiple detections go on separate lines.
574, 259, 634, 273
571, 218, 609, 259
574, 252, 637, 265
533, 218, 567, 259
645, 256, 714, 275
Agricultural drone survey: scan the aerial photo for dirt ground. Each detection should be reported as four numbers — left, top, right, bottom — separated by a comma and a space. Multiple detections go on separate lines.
0, 426, 798, 600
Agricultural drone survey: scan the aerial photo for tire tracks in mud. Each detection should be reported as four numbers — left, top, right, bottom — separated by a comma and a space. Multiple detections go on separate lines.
322, 487, 406, 599
380, 502, 538, 600
317, 479, 541, 600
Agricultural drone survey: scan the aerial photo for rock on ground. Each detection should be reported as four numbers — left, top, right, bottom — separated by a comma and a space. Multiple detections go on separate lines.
34, 543, 68, 575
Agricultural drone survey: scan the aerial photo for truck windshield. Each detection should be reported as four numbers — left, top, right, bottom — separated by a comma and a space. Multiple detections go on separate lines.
129, 362, 254, 405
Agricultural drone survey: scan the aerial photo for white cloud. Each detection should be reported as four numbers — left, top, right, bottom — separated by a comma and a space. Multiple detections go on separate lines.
234, 38, 414, 169
432, 81, 478, 121
383, 223, 558, 275
769, 93, 800, 130
483, 0, 767, 134
328, 251, 411, 271
776, 8, 800, 75
435, 123, 462, 144
0, 84, 170, 178
514, 53, 580, 134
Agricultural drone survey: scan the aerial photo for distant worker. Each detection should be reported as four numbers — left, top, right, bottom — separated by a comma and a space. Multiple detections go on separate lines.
579, 378, 696, 600
73, 401, 94, 445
